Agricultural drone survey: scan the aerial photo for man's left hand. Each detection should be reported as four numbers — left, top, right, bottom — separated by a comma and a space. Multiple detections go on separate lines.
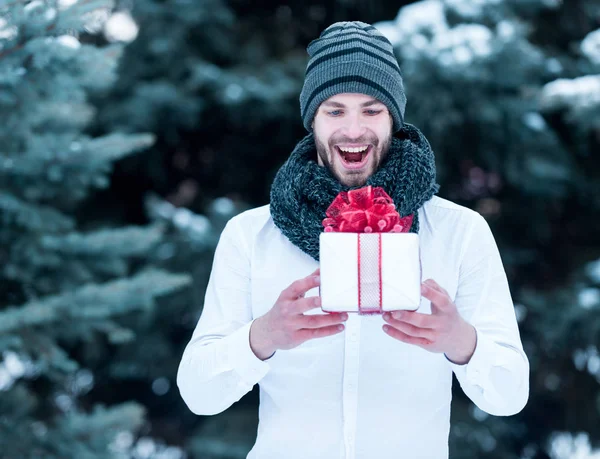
382, 279, 477, 365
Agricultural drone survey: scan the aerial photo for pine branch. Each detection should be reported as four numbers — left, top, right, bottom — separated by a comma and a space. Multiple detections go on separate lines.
92, 320, 136, 344
34, 333, 80, 375
64, 401, 145, 438
40, 224, 165, 257
0, 401, 147, 458
0, 0, 115, 60
0, 268, 192, 334
0, 133, 154, 181
0, 190, 74, 232
57, 0, 116, 33
84, 132, 155, 163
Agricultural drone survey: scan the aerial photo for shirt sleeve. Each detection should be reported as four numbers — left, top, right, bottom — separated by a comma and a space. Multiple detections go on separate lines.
447, 213, 530, 416
177, 216, 271, 416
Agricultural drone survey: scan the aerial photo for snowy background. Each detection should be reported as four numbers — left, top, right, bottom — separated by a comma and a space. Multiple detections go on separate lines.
0, 0, 599, 457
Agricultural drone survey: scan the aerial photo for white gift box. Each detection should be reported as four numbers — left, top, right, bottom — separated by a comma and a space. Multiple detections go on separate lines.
319, 232, 421, 314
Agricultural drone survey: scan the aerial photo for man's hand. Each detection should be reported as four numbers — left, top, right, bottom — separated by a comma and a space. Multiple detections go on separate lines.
382, 279, 477, 364
250, 269, 348, 360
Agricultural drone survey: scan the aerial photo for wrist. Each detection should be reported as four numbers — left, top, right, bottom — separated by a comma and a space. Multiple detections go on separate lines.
445, 321, 477, 365
250, 316, 277, 361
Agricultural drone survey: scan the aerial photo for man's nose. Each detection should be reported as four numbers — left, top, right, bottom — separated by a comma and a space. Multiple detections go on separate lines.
341, 113, 367, 139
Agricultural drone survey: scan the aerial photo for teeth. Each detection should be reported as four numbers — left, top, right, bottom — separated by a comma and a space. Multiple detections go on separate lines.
339, 146, 368, 153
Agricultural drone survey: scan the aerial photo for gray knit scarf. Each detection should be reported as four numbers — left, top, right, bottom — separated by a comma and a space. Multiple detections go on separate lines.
270, 123, 439, 261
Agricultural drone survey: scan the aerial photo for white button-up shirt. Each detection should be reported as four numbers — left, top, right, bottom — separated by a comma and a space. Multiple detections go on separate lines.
177, 196, 529, 459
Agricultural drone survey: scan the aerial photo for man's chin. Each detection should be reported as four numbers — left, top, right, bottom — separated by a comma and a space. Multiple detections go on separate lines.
337, 171, 369, 187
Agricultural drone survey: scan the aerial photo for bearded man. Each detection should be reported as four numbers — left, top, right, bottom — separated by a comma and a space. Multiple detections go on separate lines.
178, 21, 529, 459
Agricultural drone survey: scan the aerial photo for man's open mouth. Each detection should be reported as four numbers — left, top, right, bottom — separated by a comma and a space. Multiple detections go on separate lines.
336, 145, 371, 169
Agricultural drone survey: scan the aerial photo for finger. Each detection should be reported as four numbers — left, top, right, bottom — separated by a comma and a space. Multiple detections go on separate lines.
280, 273, 320, 301
382, 324, 431, 347
297, 311, 348, 329
421, 282, 452, 310
296, 323, 345, 342
423, 279, 448, 296
388, 311, 435, 328
292, 295, 323, 313
382, 316, 436, 341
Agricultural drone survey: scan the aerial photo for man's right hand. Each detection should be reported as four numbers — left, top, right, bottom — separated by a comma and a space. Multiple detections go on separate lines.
249, 269, 348, 360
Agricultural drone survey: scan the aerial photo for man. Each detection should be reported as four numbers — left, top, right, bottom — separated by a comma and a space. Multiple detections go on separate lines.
177, 21, 529, 459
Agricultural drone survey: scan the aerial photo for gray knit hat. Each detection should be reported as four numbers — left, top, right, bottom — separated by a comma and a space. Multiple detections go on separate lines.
299, 21, 406, 133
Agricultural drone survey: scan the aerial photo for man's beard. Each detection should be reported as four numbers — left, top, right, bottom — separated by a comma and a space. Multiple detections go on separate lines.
315, 134, 392, 187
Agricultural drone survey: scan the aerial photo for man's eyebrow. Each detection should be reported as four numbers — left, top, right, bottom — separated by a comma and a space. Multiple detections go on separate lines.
360, 99, 385, 107
321, 101, 346, 108
321, 99, 385, 108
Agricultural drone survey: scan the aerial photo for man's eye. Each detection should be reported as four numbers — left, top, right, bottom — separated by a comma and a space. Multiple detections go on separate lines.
365, 110, 382, 115
329, 110, 343, 116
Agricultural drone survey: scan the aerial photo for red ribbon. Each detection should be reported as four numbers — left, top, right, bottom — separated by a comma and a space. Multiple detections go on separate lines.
322, 186, 413, 234
357, 233, 383, 315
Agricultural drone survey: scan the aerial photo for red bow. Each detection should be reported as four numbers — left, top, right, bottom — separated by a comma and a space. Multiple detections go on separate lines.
322, 186, 413, 233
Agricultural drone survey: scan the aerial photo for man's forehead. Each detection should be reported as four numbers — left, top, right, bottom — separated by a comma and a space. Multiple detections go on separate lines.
321, 94, 386, 107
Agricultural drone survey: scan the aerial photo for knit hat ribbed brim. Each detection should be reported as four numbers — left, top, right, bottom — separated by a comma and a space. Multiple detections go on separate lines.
299, 21, 406, 133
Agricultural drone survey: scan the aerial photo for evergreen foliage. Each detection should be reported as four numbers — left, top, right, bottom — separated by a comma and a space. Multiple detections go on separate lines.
0, 1, 191, 456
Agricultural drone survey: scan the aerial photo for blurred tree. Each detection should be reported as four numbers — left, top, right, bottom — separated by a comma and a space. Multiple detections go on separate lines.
376, 0, 600, 458
0, 0, 191, 457
94, 0, 304, 213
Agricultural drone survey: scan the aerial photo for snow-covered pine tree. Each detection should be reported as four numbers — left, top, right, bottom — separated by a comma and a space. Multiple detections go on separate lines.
94, 0, 308, 205
0, 1, 190, 456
